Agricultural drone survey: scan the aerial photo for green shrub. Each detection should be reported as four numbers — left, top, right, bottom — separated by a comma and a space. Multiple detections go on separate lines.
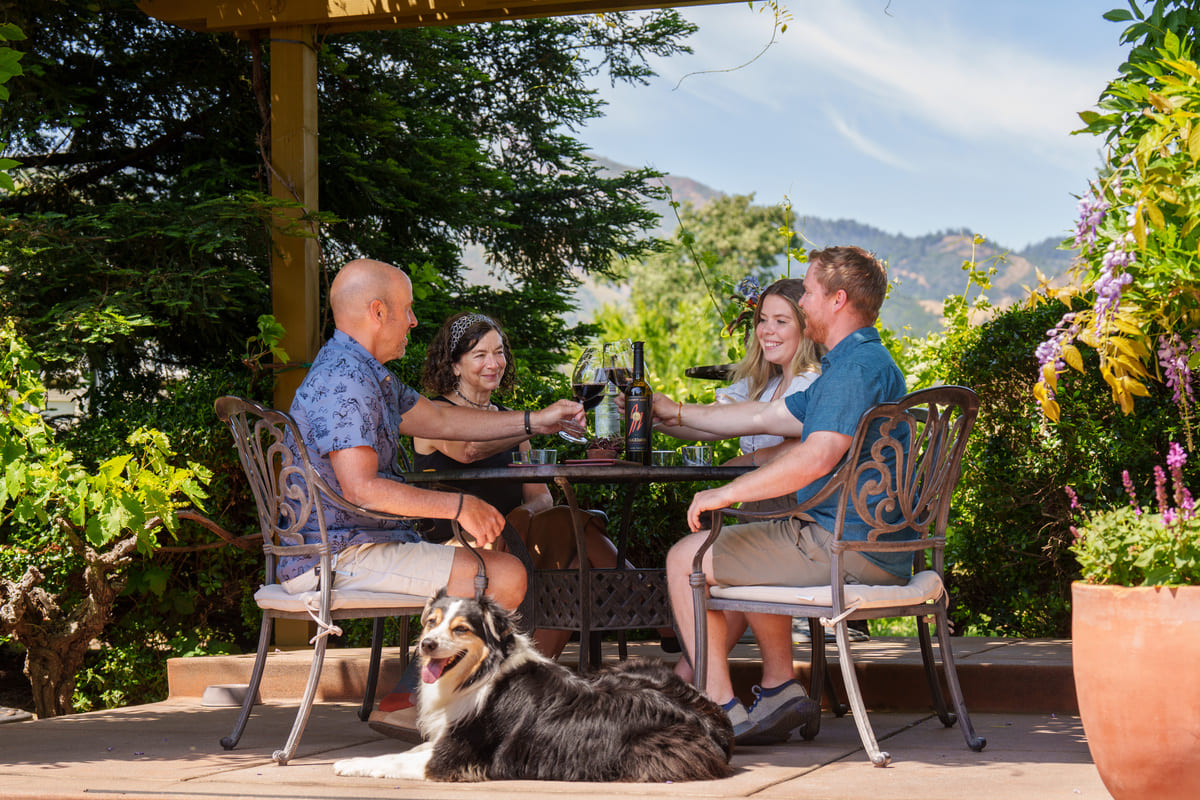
940, 299, 1195, 636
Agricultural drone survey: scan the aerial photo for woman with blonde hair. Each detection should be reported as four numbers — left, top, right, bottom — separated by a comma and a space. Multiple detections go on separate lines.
653, 278, 829, 680
657, 277, 822, 469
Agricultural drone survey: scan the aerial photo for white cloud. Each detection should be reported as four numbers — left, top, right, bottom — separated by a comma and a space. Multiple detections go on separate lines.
826, 107, 917, 171
659, 2, 1110, 162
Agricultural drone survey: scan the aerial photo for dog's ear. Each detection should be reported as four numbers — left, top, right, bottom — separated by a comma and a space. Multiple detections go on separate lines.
421, 587, 448, 627
479, 596, 517, 645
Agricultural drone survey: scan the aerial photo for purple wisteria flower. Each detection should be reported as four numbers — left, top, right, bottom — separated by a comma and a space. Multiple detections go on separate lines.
1092, 236, 1134, 335
1157, 333, 1199, 406
1073, 180, 1111, 252
1035, 312, 1079, 374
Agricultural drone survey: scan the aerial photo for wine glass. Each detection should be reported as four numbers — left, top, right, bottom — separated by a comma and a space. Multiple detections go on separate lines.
603, 339, 633, 391
560, 346, 605, 443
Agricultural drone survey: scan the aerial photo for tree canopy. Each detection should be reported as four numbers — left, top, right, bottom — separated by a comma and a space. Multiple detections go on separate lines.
0, 0, 696, 394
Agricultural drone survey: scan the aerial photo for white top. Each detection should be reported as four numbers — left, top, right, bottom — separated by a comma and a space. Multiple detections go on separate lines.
714, 371, 819, 454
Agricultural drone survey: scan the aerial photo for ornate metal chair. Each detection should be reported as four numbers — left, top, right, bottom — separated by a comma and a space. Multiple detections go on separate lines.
214, 396, 485, 765
690, 386, 987, 766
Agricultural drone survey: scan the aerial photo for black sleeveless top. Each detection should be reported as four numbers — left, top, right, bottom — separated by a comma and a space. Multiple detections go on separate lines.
413, 396, 524, 543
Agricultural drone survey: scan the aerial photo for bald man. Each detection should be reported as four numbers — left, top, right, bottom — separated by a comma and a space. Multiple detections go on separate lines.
280, 259, 584, 608
280, 260, 585, 739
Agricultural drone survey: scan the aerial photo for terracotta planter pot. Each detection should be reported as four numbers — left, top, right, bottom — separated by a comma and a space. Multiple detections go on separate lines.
1072, 582, 1200, 800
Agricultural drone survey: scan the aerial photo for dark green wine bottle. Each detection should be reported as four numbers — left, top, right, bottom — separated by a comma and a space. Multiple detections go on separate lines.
623, 341, 651, 465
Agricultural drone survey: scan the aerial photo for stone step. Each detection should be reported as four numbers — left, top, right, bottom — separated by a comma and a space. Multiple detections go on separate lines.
168, 636, 1076, 714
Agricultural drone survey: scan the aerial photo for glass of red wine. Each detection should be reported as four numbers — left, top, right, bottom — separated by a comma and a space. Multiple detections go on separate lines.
603, 339, 633, 391
561, 346, 605, 444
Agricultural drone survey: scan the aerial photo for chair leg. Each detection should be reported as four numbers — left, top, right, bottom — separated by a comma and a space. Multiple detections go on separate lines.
272, 628, 331, 765
359, 618, 386, 721
932, 607, 987, 753
832, 622, 891, 767
917, 614, 955, 727
588, 630, 604, 669
691, 572, 709, 691
221, 613, 272, 751
808, 618, 848, 719
802, 619, 825, 740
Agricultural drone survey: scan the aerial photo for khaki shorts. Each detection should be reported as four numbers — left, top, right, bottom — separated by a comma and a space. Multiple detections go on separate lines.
713, 518, 905, 587
280, 541, 456, 597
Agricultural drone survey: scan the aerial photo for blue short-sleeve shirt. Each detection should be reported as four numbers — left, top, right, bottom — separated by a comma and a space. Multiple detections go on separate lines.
783, 327, 911, 577
278, 330, 423, 581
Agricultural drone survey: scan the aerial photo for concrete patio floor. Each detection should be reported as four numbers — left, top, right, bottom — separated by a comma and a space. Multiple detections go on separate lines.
0, 702, 1109, 800
0, 637, 1113, 800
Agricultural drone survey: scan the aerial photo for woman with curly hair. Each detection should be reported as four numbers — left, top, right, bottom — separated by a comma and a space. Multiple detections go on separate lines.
412, 312, 670, 656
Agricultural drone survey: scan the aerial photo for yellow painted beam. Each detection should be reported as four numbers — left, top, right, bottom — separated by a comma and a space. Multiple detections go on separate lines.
268, 26, 321, 410
140, 0, 739, 34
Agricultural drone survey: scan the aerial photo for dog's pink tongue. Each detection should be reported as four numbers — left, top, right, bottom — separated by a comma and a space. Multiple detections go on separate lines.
421, 659, 446, 684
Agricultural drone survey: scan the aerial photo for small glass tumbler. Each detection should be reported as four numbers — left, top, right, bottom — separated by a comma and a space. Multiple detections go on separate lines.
651, 450, 678, 467
681, 445, 712, 466
528, 449, 558, 465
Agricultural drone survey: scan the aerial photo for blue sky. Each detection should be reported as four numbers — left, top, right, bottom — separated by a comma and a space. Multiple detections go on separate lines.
580, 0, 1132, 250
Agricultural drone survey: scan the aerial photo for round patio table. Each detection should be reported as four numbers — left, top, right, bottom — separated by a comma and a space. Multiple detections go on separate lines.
406, 462, 751, 669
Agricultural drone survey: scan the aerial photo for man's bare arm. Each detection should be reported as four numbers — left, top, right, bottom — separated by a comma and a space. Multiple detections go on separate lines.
397, 395, 585, 441
685, 431, 850, 531
329, 446, 505, 546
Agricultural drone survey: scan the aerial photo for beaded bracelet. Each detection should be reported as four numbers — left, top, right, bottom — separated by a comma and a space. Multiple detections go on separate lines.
677, 401, 684, 428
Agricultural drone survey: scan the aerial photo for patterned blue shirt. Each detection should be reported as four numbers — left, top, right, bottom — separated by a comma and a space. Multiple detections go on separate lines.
783, 327, 912, 578
278, 330, 423, 581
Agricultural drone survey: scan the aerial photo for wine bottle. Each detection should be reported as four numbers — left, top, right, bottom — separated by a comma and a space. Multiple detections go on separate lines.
623, 341, 652, 465
595, 380, 621, 439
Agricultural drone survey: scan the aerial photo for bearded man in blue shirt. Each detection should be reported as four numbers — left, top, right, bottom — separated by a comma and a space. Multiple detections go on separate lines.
652, 246, 906, 746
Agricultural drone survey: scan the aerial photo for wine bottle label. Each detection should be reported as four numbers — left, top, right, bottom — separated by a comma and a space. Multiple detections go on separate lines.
625, 395, 651, 451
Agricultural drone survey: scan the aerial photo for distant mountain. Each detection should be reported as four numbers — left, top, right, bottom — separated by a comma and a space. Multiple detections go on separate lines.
461, 157, 1076, 337
584, 157, 1077, 337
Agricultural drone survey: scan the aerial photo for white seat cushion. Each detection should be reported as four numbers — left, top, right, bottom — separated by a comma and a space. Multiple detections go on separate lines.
253, 583, 427, 612
710, 569, 944, 609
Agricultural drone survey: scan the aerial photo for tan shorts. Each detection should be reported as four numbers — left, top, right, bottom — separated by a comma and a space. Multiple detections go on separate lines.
713, 518, 904, 587
280, 541, 456, 597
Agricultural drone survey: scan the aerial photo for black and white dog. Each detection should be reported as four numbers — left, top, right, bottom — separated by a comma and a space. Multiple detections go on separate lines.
334, 589, 733, 782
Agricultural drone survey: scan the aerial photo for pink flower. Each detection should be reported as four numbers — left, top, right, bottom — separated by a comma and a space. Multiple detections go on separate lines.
1122, 469, 1141, 513
1154, 465, 1169, 515
1064, 485, 1080, 511
1166, 441, 1187, 471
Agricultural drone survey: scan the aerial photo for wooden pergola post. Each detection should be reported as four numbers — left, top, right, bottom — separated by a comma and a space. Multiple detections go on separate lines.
268, 26, 321, 410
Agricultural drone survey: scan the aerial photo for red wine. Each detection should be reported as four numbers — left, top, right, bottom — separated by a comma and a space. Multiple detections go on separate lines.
607, 367, 630, 390
572, 382, 606, 410
623, 342, 651, 465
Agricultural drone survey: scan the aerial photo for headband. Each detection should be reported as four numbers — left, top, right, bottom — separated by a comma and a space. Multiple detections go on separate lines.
448, 313, 496, 354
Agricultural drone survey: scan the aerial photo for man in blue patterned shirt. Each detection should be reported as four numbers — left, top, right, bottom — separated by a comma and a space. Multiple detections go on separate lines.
651, 246, 906, 747
280, 258, 585, 612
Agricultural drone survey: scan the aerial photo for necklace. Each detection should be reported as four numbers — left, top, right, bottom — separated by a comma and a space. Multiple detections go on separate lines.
455, 388, 495, 410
